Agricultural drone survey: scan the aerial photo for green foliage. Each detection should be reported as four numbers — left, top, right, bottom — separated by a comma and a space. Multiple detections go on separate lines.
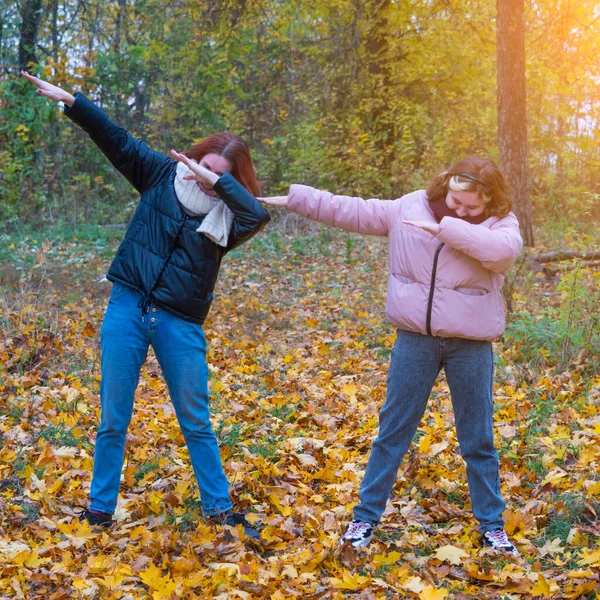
2, 0, 598, 228
543, 492, 599, 544
133, 457, 161, 483
38, 422, 91, 448
505, 265, 600, 372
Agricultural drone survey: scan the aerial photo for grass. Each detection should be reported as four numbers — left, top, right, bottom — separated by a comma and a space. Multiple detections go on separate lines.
11, 449, 30, 477
268, 404, 297, 423
166, 496, 203, 531
38, 422, 92, 449
541, 492, 599, 545
217, 422, 243, 449
247, 434, 281, 462
133, 457, 162, 484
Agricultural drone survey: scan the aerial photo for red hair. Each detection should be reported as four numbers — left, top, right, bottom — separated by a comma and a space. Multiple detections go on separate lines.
185, 133, 260, 196
426, 156, 512, 218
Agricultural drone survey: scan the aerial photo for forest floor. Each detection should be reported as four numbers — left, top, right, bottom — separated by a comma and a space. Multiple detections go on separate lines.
0, 219, 599, 599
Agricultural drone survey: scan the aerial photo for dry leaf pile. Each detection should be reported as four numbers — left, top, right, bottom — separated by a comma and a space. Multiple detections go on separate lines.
0, 232, 599, 599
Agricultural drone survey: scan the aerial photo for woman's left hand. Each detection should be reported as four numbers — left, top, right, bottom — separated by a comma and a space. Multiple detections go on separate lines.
259, 196, 289, 207
403, 220, 440, 236
170, 149, 219, 187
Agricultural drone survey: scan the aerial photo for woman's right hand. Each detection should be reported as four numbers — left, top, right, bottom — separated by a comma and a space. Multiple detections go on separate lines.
259, 196, 289, 208
21, 70, 75, 107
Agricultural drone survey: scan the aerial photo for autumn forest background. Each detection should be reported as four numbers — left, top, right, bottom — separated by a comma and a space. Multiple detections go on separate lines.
1, 0, 600, 598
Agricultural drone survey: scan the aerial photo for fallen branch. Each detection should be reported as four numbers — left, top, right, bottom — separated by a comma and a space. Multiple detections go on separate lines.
526, 249, 600, 271
529, 250, 600, 263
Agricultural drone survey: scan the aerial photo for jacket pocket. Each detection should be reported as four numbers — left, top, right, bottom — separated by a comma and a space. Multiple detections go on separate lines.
392, 273, 418, 285
454, 286, 489, 297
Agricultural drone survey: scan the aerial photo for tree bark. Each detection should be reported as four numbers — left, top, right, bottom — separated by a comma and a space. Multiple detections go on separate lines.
18, 0, 43, 70
496, 0, 534, 246
365, 0, 393, 179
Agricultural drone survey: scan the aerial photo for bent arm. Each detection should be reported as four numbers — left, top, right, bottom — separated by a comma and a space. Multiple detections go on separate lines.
436, 213, 523, 274
287, 184, 393, 236
64, 93, 171, 193
213, 173, 271, 251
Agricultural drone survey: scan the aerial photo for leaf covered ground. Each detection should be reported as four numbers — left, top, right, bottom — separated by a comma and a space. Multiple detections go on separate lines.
0, 226, 599, 599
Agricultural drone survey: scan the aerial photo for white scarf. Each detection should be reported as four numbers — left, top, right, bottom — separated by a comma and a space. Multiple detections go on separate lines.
173, 162, 234, 247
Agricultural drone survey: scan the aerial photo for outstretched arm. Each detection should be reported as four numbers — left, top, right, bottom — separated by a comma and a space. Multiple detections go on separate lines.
262, 187, 394, 236
260, 195, 289, 208
21, 70, 75, 106
21, 71, 170, 194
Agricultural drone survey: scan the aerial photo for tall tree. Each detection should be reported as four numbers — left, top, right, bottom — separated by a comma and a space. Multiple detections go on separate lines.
18, 0, 43, 70
496, 0, 534, 246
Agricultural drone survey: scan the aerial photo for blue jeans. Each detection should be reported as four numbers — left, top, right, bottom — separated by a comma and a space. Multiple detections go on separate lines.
353, 330, 506, 534
90, 283, 233, 516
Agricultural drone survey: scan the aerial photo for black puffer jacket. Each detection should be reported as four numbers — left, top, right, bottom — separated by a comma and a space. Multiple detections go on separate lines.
65, 93, 270, 323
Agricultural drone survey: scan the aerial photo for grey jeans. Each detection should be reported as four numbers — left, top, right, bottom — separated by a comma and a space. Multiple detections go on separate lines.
353, 329, 506, 533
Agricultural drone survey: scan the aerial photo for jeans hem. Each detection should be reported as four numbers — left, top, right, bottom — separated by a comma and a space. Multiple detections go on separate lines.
89, 503, 115, 515
203, 503, 234, 517
351, 510, 379, 527
479, 522, 505, 534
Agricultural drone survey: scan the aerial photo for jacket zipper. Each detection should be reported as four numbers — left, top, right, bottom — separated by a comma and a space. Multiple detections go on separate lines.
152, 216, 188, 290
426, 242, 445, 336
138, 216, 188, 317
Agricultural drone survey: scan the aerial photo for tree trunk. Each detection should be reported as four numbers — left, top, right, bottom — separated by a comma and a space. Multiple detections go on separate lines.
496, 0, 534, 246
18, 0, 43, 70
365, 0, 393, 181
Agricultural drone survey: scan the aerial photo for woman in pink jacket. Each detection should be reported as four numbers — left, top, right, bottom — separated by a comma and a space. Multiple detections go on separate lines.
261, 156, 523, 555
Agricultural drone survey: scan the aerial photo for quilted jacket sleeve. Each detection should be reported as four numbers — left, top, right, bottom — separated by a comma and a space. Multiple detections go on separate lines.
64, 93, 171, 193
287, 184, 399, 236
213, 172, 271, 251
436, 213, 524, 274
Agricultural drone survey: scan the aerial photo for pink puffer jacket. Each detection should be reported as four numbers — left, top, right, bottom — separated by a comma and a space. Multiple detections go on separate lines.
287, 186, 523, 341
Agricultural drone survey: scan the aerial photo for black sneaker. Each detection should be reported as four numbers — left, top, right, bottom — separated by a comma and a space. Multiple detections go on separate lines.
212, 511, 261, 540
341, 520, 374, 548
482, 529, 520, 556
76, 507, 113, 527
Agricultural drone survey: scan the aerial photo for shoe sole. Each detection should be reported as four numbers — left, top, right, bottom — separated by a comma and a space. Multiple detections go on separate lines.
482, 544, 520, 557
341, 534, 373, 548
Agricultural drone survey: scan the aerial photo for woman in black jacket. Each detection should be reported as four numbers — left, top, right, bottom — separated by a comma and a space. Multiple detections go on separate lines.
22, 70, 270, 538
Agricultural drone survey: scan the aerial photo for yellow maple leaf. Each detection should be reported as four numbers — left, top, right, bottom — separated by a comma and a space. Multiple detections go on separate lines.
139, 563, 177, 598
269, 493, 292, 516
540, 467, 567, 486
57, 520, 97, 548
98, 574, 125, 590
281, 565, 298, 578
208, 562, 241, 579
146, 491, 163, 514
530, 573, 551, 596
578, 547, 600, 566
71, 577, 99, 595
538, 537, 564, 557
342, 383, 358, 397
434, 545, 469, 565
330, 570, 369, 590
420, 585, 448, 600
373, 551, 401, 566
72, 578, 89, 591
419, 434, 432, 453
317, 343, 330, 356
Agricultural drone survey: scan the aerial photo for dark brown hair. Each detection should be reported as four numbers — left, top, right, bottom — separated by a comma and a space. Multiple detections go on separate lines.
426, 156, 512, 218
185, 133, 260, 196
